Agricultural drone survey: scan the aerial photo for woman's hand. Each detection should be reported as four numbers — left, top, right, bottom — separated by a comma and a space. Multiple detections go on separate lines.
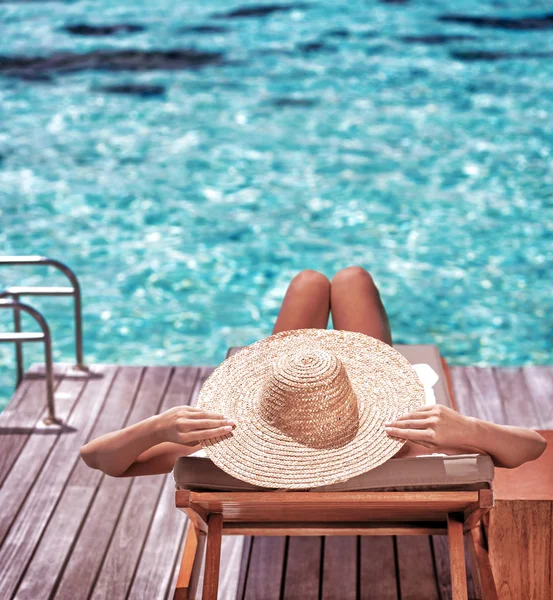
384, 405, 476, 450
154, 406, 234, 447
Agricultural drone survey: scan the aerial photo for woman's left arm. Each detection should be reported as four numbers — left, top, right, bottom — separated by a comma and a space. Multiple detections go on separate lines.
385, 405, 547, 468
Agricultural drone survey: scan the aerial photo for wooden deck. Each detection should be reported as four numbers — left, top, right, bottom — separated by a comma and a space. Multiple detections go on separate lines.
0, 363, 551, 600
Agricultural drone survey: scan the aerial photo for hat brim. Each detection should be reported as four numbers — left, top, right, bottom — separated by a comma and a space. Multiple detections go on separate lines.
198, 329, 426, 489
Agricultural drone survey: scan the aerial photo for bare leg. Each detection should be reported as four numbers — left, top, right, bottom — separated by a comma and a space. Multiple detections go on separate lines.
330, 266, 393, 346
272, 270, 331, 334
330, 267, 434, 458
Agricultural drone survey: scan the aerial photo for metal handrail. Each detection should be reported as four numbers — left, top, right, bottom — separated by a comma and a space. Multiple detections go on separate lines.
0, 298, 57, 424
0, 256, 86, 385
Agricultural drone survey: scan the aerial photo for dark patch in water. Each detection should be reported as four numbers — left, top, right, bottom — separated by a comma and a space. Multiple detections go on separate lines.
324, 28, 350, 39
400, 34, 477, 44
93, 84, 166, 97
227, 228, 250, 242
358, 30, 379, 38
438, 13, 553, 31
212, 3, 310, 19
256, 47, 295, 56
177, 24, 229, 34
451, 49, 553, 61
297, 41, 338, 54
271, 96, 318, 107
380, 0, 409, 4
364, 44, 388, 56
409, 67, 429, 78
63, 24, 145, 36
0, 49, 225, 79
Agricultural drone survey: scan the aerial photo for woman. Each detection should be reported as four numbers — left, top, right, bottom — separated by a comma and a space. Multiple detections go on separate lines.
80, 266, 547, 477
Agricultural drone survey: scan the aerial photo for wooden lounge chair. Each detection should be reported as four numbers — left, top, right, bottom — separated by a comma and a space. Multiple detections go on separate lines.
173, 345, 498, 600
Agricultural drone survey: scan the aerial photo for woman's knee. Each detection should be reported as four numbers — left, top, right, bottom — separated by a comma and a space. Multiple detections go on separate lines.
332, 266, 378, 292
291, 269, 331, 292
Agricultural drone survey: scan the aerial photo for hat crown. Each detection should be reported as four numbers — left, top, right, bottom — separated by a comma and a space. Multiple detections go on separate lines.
258, 347, 359, 449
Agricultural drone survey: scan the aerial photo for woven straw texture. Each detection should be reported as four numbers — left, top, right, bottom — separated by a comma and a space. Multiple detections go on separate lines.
198, 329, 426, 489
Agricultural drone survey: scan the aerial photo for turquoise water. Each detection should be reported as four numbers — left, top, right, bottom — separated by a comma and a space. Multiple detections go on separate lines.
1, 0, 553, 408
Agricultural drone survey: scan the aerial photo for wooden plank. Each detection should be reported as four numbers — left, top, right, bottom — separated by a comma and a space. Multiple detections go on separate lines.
243, 537, 287, 600
282, 536, 322, 600
396, 536, 439, 600
174, 522, 200, 599
492, 430, 553, 501
188, 366, 216, 408
433, 534, 481, 599
0, 367, 33, 417
127, 367, 212, 600
360, 536, 398, 599
202, 513, 224, 600
431, 535, 453, 600
217, 535, 247, 600
234, 536, 252, 600
521, 366, 553, 428
222, 523, 446, 536
321, 536, 357, 600
0, 363, 68, 486
487, 500, 552, 600
491, 367, 541, 428
180, 490, 480, 524
131, 471, 188, 600
467, 526, 498, 600
0, 363, 117, 600
14, 366, 152, 600
449, 367, 506, 424
447, 514, 468, 600
0, 365, 85, 546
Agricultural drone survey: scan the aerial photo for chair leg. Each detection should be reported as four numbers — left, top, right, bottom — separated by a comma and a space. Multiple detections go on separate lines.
174, 522, 205, 600
467, 524, 499, 600
202, 513, 224, 600
447, 513, 468, 600
465, 530, 483, 599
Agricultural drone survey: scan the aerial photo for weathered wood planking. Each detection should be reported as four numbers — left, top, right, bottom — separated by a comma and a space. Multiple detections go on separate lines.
321, 536, 357, 600
396, 536, 439, 600
0, 364, 76, 545
282, 536, 322, 599
243, 536, 287, 600
0, 364, 116, 599
0, 363, 68, 488
0, 364, 551, 600
359, 536, 398, 599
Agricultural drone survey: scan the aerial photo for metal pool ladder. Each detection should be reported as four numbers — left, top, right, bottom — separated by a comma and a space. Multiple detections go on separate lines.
0, 256, 87, 425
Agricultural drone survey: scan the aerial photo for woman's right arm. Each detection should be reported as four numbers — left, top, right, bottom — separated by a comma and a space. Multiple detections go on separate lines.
80, 406, 234, 477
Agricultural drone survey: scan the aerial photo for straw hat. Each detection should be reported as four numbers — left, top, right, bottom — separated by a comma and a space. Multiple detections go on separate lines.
197, 328, 426, 489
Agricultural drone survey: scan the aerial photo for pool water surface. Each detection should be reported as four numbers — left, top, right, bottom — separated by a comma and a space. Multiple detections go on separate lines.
1, 0, 553, 408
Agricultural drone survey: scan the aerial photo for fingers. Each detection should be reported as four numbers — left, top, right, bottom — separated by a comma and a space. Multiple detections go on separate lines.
389, 407, 435, 422
191, 419, 234, 430
385, 418, 434, 430
385, 426, 434, 444
182, 425, 234, 444
187, 408, 228, 420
